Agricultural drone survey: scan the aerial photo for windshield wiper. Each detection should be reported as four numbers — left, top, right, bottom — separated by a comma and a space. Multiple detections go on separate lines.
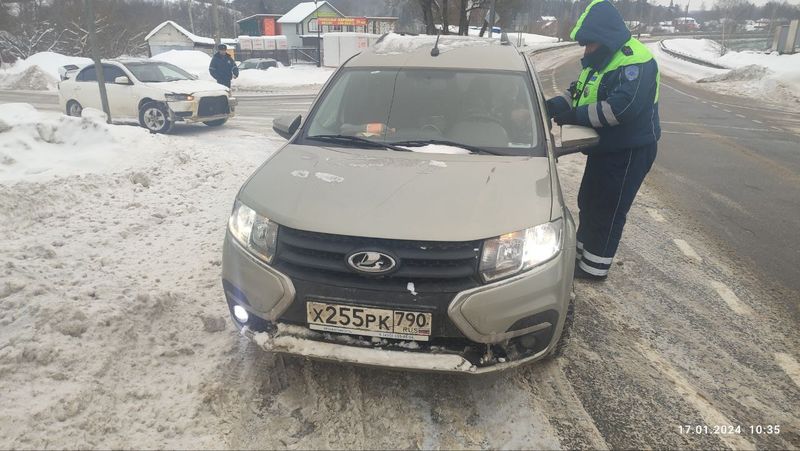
390, 139, 503, 155
306, 135, 411, 152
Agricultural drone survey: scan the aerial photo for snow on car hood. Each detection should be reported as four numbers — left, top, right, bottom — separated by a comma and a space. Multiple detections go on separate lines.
239, 144, 553, 242
143, 79, 228, 94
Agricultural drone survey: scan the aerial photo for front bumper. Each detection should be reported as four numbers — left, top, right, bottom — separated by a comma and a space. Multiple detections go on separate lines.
222, 215, 576, 373
166, 95, 236, 122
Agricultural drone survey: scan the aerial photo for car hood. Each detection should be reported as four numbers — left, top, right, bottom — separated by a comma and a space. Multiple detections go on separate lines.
144, 80, 228, 94
239, 145, 554, 242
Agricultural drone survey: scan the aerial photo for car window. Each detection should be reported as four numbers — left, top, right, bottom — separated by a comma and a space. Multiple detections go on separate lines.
304, 68, 543, 156
76, 64, 128, 82
76, 66, 96, 82
103, 65, 126, 81
240, 61, 257, 70
122, 62, 193, 83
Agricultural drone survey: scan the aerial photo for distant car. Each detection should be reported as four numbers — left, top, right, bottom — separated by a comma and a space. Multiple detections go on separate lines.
238, 58, 278, 71
221, 34, 601, 374
57, 58, 237, 133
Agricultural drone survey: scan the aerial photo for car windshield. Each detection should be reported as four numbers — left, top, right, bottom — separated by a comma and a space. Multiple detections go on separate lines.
304, 68, 543, 156
123, 62, 194, 83
239, 61, 258, 69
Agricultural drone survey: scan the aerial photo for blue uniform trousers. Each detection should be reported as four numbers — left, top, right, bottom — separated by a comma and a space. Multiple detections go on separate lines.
576, 143, 657, 276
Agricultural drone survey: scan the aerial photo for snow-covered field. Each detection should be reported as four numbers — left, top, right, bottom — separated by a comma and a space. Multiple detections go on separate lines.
0, 104, 283, 448
653, 38, 800, 107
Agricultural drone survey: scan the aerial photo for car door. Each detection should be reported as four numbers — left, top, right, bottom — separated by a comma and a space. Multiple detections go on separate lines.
74, 65, 102, 110
101, 64, 138, 118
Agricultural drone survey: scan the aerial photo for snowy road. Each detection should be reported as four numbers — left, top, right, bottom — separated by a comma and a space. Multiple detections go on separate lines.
1, 49, 799, 449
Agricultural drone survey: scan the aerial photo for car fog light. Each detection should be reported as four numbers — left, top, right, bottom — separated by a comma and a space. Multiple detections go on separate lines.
233, 305, 249, 323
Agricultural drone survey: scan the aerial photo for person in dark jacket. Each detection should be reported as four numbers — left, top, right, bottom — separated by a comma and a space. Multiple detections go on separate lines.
546, 0, 660, 281
209, 44, 239, 88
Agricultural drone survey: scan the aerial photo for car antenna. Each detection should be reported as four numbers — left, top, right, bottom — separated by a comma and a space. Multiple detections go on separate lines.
430, 33, 441, 57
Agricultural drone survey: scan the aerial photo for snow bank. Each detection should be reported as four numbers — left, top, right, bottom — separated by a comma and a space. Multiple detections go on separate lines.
151, 49, 213, 81
151, 50, 334, 93
0, 103, 163, 181
0, 52, 92, 91
0, 103, 282, 448
233, 65, 334, 92
653, 39, 800, 106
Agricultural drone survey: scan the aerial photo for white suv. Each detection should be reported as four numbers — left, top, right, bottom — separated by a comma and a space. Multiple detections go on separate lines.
58, 58, 236, 133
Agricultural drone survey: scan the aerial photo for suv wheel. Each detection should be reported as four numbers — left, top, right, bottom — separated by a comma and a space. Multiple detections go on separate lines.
203, 119, 227, 127
66, 100, 82, 117
139, 102, 173, 134
548, 290, 575, 359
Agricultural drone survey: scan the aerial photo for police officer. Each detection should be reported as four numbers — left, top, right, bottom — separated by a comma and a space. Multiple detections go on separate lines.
547, 0, 660, 281
209, 44, 239, 88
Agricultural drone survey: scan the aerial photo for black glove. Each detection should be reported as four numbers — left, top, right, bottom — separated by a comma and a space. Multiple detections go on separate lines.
553, 108, 579, 126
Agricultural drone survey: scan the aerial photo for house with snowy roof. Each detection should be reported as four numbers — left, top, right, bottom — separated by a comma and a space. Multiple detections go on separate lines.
277, 1, 345, 49
145, 21, 237, 57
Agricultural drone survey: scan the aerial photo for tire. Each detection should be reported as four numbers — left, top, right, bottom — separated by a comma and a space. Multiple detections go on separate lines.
548, 290, 575, 359
203, 118, 227, 127
139, 102, 173, 134
66, 100, 82, 117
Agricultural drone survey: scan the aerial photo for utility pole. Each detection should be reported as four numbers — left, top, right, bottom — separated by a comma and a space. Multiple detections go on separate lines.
84, 0, 111, 123
187, 0, 195, 34
314, 0, 321, 67
487, 0, 496, 38
212, 0, 221, 47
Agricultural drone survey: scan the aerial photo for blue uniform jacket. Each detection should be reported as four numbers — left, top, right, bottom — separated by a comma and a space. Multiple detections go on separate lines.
547, 0, 660, 153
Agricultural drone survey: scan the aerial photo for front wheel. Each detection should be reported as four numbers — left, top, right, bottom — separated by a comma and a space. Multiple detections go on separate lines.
66, 100, 82, 117
203, 118, 227, 127
139, 102, 173, 134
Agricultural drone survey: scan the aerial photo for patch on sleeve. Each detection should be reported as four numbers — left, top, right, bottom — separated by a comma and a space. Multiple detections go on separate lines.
624, 65, 640, 81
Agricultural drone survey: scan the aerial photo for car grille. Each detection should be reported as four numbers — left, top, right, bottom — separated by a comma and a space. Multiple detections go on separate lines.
197, 96, 229, 116
274, 226, 483, 292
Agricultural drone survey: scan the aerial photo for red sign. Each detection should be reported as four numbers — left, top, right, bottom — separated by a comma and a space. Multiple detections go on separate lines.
317, 17, 367, 27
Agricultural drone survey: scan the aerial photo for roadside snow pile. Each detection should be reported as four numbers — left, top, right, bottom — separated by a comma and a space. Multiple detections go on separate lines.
698, 64, 769, 83
0, 52, 92, 91
0, 103, 164, 181
0, 103, 281, 448
151, 49, 213, 81
653, 39, 800, 106
233, 65, 334, 92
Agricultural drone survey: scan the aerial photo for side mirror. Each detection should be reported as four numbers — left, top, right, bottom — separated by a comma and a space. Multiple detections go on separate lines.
273, 114, 302, 140
554, 124, 599, 158
114, 76, 132, 85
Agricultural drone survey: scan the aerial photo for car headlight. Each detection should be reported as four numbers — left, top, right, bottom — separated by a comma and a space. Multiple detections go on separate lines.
228, 200, 278, 263
479, 219, 563, 283
165, 93, 194, 101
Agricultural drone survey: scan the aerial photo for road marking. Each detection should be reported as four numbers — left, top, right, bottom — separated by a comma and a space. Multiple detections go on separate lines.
662, 130, 703, 136
709, 281, 753, 316
736, 113, 746, 118
647, 208, 665, 222
770, 126, 782, 131
673, 239, 702, 262
638, 344, 756, 451
752, 119, 763, 124
660, 81, 797, 115
774, 353, 800, 389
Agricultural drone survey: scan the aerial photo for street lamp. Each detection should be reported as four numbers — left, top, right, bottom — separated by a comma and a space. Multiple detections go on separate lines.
315, 0, 321, 67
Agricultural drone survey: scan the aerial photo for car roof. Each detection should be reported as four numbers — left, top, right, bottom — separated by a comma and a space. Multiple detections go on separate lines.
348, 33, 528, 72
244, 58, 276, 62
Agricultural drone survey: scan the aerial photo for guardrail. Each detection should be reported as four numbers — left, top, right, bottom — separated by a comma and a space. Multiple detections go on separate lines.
658, 40, 729, 69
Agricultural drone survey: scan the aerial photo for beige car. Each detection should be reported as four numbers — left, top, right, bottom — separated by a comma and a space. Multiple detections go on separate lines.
222, 34, 598, 373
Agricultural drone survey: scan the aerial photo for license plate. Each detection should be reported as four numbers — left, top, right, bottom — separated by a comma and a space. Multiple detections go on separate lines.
306, 301, 432, 341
